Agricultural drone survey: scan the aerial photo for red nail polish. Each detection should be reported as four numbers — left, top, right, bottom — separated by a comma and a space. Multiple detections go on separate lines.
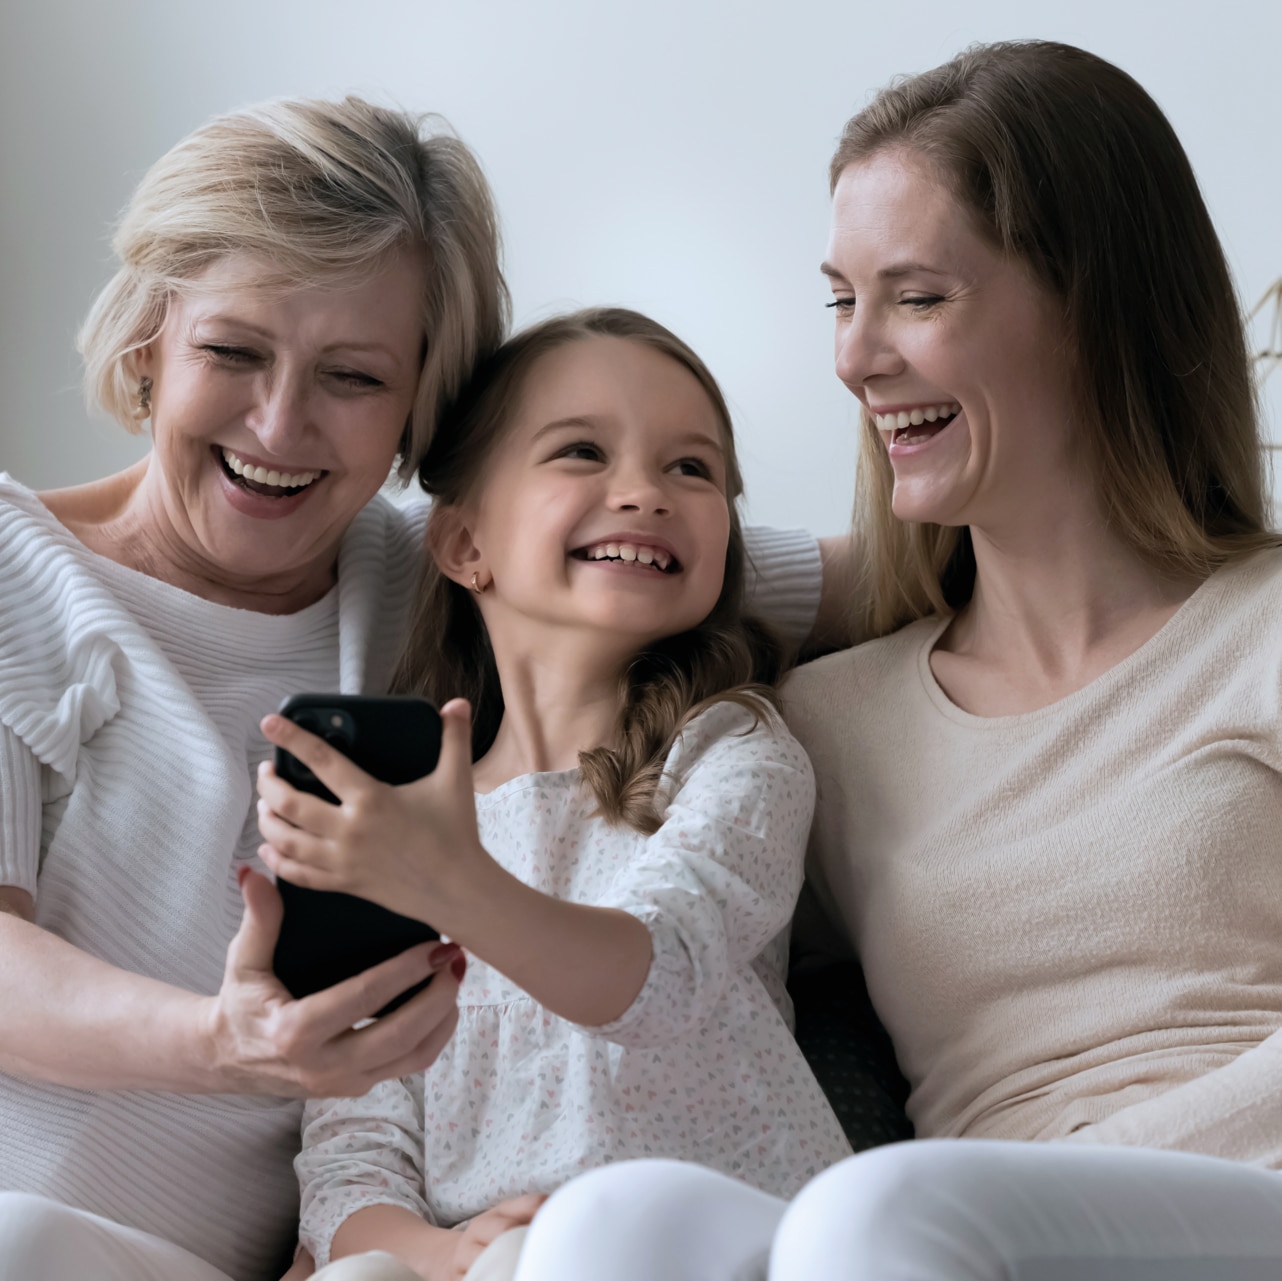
428, 942, 461, 968
450, 953, 468, 982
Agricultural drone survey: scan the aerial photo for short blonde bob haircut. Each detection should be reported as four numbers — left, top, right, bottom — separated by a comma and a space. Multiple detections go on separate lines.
831, 41, 1280, 642
78, 95, 509, 477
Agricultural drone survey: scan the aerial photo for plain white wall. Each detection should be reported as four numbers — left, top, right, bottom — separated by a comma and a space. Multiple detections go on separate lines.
3, 0, 1279, 533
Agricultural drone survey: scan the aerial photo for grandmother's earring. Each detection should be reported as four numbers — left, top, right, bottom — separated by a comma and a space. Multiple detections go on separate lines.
471, 571, 488, 594
135, 376, 153, 420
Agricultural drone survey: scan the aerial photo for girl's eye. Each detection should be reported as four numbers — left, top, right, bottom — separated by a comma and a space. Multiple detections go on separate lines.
559, 441, 605, 462
901, 295, 944, 311
672, 457, 713, 480
825, 297, 855, 313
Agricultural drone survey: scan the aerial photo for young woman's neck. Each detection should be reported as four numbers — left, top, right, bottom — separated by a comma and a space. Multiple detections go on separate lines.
935, 487, 1203, 713
472, 628, 632, 792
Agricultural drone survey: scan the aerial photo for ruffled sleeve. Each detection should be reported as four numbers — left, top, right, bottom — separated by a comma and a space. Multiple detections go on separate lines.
588, 700, 815, 1047
0, 482, 126, 791
297, 1076, 433, 1268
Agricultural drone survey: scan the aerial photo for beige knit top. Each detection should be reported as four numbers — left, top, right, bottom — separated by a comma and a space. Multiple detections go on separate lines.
782, 547, 1282, 1168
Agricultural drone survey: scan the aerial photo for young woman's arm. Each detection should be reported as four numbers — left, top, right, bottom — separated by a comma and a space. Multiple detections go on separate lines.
1055, 1028, 1282, 1164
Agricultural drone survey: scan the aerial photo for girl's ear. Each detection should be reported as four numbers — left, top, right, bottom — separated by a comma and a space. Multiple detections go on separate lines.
427, 504, 487, 590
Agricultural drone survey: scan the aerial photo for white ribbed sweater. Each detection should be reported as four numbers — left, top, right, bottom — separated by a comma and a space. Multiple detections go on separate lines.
0, 474, 821, 1279
784, 548, 1282, 1169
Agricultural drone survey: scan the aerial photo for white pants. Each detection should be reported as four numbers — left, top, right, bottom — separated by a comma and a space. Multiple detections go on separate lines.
0, 1192, 233, 1281
512, 1141, 1282, 1280
0, 1194, 527, 1281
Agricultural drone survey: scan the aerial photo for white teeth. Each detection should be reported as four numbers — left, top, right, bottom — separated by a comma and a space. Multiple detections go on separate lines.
896, 411, 911, 429
221, 448, 320, 489
584, 541, 672, 570
924, 407, 938, 422
872, 404, 960, 432
909, 409, 924, 426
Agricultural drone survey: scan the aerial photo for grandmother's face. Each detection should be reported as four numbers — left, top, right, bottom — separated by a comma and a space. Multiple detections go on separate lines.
135, 251, 424, 599
823, 150, 1076, 532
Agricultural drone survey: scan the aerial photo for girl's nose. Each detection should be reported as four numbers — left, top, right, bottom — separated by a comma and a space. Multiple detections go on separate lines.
609, 466, 670, 516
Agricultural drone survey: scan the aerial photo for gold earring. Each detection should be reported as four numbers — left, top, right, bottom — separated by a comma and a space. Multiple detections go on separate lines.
135, 376, 153, 420
471, 571, 487, 594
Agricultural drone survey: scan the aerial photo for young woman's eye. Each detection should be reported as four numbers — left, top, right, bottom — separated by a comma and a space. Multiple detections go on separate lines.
825, 296, 856, 314
327, 369, 384, 389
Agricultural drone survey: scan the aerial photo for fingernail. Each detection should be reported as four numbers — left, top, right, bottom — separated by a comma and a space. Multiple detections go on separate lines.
450, 953, 467, 982
236, 865, 251, 888
428, 942, 461, 968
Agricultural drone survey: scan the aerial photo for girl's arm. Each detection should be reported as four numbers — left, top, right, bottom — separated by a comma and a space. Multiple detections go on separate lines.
1055, 1027, 1282, 1164
258, 700, 814, 1039
0, 725, 460, 1096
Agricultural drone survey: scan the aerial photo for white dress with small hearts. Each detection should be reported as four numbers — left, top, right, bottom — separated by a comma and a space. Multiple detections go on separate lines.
295, 701, 852, 1268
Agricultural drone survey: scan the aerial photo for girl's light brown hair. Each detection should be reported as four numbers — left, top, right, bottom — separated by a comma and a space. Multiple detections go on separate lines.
392, 307, 782, 833
830, 40, 1279, 640
78, 95, 508, 478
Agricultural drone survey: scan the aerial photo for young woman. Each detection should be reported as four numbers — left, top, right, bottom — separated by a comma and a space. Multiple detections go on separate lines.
494, 40, 1282, 1280
255, 308, 851, 1281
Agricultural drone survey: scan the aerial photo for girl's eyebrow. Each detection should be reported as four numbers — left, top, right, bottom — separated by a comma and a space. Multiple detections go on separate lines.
531, 417, 723, 455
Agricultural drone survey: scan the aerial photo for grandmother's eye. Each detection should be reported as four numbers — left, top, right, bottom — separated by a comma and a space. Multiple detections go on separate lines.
203, 344, 258, 364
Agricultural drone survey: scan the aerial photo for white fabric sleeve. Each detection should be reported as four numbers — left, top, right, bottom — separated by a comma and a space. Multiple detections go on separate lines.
0, 722, 41, 898
589, 701, 815, 1048
1056, 1027, 1282, 1165
296, 1076, 434, 1269
741, 526, 822, 649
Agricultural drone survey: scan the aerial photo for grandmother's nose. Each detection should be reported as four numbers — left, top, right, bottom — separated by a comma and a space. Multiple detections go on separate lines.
249, 373, 310, 452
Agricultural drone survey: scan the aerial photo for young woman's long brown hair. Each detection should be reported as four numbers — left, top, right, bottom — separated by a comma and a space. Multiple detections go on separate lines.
392, 307, 782, 833
830, 40, 1280, 641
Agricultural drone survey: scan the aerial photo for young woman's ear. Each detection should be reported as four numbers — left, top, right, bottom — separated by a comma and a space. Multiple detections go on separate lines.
427, 505, 489, 591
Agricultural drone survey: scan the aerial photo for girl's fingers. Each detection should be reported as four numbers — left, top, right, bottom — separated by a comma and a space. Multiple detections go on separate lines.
255, 804, 330, 867
256, 763, 342, 836
260, 714, 373, 799
436, 698, 475, 789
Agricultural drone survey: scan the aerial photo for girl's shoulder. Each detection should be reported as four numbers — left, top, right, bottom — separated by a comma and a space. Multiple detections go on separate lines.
657, 697, 812, 805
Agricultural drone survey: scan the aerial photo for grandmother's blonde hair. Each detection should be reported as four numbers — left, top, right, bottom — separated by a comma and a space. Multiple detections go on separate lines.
78, 96, 509, 476
831, 41, 1280, 642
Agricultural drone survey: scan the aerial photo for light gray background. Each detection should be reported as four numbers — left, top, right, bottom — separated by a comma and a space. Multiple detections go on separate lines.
3, 0, 1279, 533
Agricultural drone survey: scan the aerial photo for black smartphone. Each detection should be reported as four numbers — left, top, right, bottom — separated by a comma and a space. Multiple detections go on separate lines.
270, 694, 443, 1017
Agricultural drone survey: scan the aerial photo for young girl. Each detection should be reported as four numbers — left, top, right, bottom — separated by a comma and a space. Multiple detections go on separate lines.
255, 308, 851, 1281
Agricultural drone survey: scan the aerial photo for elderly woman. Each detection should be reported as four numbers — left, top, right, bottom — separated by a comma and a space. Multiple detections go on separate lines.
504, 40, 1282, 1281
0, 97, 828, 1281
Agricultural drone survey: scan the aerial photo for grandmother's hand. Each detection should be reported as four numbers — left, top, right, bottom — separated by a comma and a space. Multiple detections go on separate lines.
255, 698, 489, 930
203, 867, 461, 1098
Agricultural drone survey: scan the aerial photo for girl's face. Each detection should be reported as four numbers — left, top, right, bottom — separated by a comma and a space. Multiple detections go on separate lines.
823, 149, 1079, 534
454, 335, 733, 656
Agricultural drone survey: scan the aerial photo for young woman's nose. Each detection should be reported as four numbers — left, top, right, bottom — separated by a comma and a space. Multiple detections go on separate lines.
833, 307, 903, 391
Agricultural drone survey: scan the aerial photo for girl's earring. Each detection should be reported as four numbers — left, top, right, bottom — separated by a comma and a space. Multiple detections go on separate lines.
471, 571, 488, 595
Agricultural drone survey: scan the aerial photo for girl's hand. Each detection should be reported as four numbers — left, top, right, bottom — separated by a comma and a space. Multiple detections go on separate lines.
256, 698, 485, 927
444, 1195, 546, 1280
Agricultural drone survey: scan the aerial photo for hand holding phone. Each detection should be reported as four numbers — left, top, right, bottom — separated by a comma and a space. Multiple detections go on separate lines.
267, 694, 443, 1016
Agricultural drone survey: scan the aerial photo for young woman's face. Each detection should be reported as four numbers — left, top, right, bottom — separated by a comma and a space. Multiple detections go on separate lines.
135, 250, 425, 602
823, 150, 1078, 533
461, 335, 733, 654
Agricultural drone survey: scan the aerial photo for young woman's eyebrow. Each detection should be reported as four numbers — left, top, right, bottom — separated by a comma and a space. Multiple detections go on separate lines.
819, 260, 950, 280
